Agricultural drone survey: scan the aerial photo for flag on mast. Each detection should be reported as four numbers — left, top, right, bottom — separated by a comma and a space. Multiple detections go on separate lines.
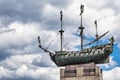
94, 20, 97, 29
60, 10, 63, 21
80, 4, 84, 15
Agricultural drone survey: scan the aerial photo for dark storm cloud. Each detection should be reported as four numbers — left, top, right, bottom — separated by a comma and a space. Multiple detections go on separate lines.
1, 77, 36, 80
0, 40, 38, 61
0, 50, 11, 61
0, 45, 15, 61
2, 74, 56, 80
0, 0, 43, 25
0, 0, 72, 26
48, 0, 72, 8
0, 29, 15, 34
32, 52, 56, 67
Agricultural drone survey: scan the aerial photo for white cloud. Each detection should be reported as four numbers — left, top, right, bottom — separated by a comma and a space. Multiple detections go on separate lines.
103, 67, 120, 80
0, 0, 120, 80
0, 54, 41, 69
0, 66, 13, 79
0, 65, 59, 80
0, 22, 40, 50
0, 53, 59, 80
16, 65, 59, 80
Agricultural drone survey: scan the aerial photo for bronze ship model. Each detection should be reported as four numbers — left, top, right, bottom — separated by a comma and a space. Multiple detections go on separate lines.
38, 4, 114, 67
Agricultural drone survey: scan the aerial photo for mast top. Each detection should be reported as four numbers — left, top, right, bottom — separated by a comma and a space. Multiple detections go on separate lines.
94, 20, 99, 46
59, 10, 64, 51
60, 10, 63, 21
94, 20, 97, 27
80, 4, 84, 16
79, 4, 85, 50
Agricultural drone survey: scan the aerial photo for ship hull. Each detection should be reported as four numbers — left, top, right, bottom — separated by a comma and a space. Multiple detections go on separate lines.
51, 43, 113, 66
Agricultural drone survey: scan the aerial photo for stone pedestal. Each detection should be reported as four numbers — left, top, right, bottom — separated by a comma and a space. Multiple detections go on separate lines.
60, 62, 103, 80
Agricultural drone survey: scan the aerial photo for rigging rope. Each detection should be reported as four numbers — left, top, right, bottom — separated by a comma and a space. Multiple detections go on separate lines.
63, 42, 69, 49
46, 31, 59, 49
42, 34, 50, 46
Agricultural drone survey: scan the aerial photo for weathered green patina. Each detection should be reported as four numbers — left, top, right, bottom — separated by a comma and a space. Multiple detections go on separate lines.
39, 39, 114, 66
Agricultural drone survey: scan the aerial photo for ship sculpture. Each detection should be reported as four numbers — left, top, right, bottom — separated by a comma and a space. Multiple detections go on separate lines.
38, 4, 114, 67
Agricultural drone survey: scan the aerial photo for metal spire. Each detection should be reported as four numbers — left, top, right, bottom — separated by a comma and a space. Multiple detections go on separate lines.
59, 10, 64, 51
79, 4, 84, 50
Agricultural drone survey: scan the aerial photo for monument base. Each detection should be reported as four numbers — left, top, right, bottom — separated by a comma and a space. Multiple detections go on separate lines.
60, 62, 103, 80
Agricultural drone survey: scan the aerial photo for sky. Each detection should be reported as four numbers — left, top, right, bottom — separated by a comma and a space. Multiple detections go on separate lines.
0, 0, 120, 80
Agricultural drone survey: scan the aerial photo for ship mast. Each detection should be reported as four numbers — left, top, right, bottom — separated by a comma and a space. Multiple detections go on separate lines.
79, 4, 84, 50
95, 20, 98, 46
59, 10, 64, 51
